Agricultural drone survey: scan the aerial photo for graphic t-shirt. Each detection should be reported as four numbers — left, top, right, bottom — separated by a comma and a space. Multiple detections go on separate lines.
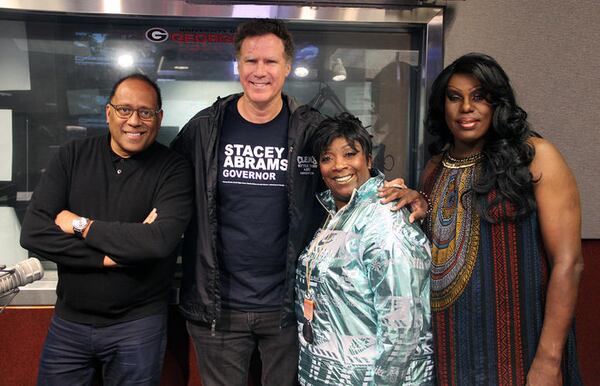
217, 97, 290, 311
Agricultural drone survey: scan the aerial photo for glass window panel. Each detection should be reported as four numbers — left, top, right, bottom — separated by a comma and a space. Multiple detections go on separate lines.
0, 11, 426, 302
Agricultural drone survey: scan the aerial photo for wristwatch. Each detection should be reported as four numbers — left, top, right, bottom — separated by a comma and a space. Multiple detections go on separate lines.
72, 217, 90, 239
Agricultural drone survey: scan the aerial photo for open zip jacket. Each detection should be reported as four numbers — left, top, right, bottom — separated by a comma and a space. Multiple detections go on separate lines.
296, 172, 434, 385
171, 93, 325, 328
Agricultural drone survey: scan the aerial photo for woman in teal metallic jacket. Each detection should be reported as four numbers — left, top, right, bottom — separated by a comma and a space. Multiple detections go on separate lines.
296, 113, 434, 385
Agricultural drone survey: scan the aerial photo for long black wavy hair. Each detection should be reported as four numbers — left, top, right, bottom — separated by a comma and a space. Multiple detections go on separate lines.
426, 53, 539, 222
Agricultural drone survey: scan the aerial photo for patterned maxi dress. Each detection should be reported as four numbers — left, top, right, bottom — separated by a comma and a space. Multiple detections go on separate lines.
423, 153, 582, 386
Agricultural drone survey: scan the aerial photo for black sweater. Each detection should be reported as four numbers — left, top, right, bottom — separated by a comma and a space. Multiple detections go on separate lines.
20, 135, 193, 325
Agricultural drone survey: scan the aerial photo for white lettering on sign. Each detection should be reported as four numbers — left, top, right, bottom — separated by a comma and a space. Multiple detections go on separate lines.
296, 155, 318, 176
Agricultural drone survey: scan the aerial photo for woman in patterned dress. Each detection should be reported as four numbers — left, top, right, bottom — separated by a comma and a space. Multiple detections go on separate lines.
421, 53, 583, 385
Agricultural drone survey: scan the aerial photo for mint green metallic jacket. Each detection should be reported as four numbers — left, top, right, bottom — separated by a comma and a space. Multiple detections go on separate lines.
296, 173, 434, 385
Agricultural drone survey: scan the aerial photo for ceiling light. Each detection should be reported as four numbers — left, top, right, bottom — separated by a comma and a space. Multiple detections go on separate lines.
331, 58, 346, 82
294, 66, 309, 78
117, 54, 133, 68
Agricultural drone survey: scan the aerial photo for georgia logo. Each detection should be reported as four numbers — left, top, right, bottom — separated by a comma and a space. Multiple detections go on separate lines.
145, 27, 169, 43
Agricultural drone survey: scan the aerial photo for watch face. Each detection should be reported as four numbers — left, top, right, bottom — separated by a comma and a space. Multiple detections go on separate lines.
73, 217, 88, 230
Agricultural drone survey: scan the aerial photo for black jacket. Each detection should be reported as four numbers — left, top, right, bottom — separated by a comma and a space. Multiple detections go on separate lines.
171, 94, 325, 328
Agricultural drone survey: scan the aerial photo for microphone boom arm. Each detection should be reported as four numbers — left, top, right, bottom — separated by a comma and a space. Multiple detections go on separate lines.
308, 82, 349, 114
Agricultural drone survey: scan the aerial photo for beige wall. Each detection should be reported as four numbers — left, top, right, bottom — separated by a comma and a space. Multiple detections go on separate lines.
444, 0, 600, 238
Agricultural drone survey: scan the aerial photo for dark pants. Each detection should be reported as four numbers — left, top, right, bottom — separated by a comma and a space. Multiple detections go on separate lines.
37, 313, 167, 386
186, 309, 298, 386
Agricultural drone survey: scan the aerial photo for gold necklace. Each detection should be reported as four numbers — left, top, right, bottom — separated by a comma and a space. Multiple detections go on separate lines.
442, 151, 484, 169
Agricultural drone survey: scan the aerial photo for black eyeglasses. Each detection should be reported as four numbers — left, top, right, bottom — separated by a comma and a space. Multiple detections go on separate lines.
108, 103, 161, 120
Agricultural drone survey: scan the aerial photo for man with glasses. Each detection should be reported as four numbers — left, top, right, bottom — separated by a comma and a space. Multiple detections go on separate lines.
20, 74, 193, 386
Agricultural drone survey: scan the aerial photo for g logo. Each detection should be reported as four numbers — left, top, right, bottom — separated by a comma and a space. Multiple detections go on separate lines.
145, 27, 169, 43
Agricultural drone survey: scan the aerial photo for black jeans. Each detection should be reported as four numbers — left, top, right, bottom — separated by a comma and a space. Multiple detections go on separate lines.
186, 309, 298, 386
37, 313, 167, 386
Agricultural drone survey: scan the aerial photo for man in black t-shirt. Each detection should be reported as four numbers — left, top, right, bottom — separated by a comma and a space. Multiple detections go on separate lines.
173, 19, 316, 386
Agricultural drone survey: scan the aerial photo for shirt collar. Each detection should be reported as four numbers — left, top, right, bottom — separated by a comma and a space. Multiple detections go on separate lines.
316, 170, 384, 215
105, 133, 159, 164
